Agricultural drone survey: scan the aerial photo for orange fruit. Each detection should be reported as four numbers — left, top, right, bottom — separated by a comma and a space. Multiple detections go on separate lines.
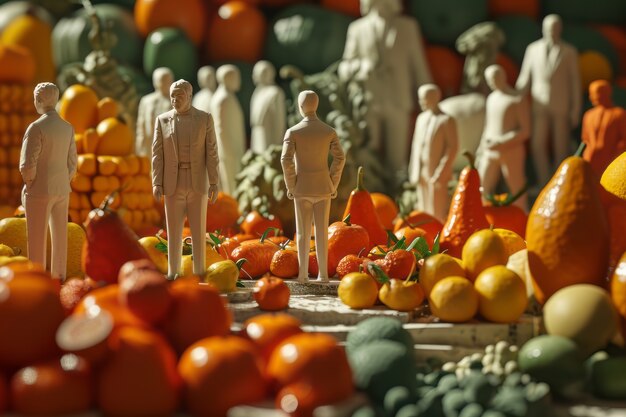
240, 210, 282, 236
58, 84, 99, 134
55, 307, 115, 364
10, 354, 93, 415
338, 272, 379, 309
474, 266, 528, 323
162, 280, 232, 354
393, 210, 443, 246
419, 253, 466, 296
254, 275, 290, 311
270, 249, 299, 278
97, 97, 118, 122
205, 1, 267, 63
484, 203, 528, 238
320, 0, 360, 16
95, 117, 133, 156
242, 313, 303, 363
0, 266, 65, 368
371, 192, 399, 230
394, 225, 427, 247
204, 191, 240, 233
0, 43, 35, 83
461, 229, 508, 281
493, 228, 526, 258
328, 220, 370, 277
98, 327, 180, 417
378, 279, 425, 312
178, 336, 268, 416
74, 284, 147, 329
336, 254, 368, 279
429, 276, 479, 323
611, 251, 626, 320
119, 269, 172, 325
134, 0, 207, 45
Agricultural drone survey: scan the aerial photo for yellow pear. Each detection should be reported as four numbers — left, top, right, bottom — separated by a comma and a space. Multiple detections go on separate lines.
138, 236, 168, 274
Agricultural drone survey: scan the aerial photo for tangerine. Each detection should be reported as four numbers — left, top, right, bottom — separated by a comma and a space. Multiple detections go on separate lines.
242, 313, 303, 363
429, 276, 478, 323
254, 275, 290, 311
474, 266, 528, 323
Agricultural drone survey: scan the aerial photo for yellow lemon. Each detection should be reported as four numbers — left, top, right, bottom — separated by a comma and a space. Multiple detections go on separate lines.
601, 151, 626, 201
204, 260, 239, 293
474, 266, 528, 323
378, 279, 425, 312
181, 255, 194, 277
138, 236, 169, 274
0, 217, 27, 257
429, 276, 478, 323
63, 222, 86, 278
462, 229, 508, 281
419, 253, 465, 296
494, 228, 526, 258
0, 244, 14, 256
338, 272, 379, 309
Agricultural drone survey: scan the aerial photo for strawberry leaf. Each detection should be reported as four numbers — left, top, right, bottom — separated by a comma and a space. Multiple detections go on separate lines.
208, 232, 222, 247
431, 233, 441, 255
386, 230, 400, 247
367, 262, 390, 284
260, 227, 280, 243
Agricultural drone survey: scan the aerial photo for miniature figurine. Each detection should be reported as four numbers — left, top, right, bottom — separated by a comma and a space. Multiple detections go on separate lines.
136, 67, 174, 157
516, 14, 581, 186
192, 65, 217, 114
581, 80, 626, 178
340, 0, 432, 182
19, 82, 78, 281
210, 65, 246, 196
476, 65, 531, 210
281, 90, 346, 283
408, 84, 459, 222
250, 60, 286, 154
152, 79, 219, 279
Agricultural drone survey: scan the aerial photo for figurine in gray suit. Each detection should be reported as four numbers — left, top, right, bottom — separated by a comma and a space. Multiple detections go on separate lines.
20, 82, 77, 280
516, 14, 581, 185
152, 79, 219, 279
281, 90, 346, 283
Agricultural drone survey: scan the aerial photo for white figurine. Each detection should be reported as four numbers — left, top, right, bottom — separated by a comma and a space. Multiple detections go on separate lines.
192, 65, 217, 113
136, 67, 174, 157
250, 60, 286, 154
152, 79, 219, 279
515, 14, 581, 186
19, 82, 77, 281
408, 84, 459, 222
210, 65, 246, 196
476, 65, 531, 210
341, 0, 432, 180
280, 90, 346, 283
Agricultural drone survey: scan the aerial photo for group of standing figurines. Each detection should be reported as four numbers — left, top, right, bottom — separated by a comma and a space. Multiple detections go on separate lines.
18, 2, 626, 283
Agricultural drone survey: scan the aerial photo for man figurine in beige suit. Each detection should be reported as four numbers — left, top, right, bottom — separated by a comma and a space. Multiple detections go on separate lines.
136, 67, 173, 157
20, 82, 77, 281
516, 14, 581, 185
408, 84, 458, 222
152, 79, 219, 279
281, 90, 346, 283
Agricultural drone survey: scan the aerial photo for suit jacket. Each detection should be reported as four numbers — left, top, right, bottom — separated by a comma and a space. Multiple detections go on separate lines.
343, 13, 432, 112
136, 92, 172, 157
281, 116, 345, 198
516, 39, 581, 118
19, 110, 77, 196
151, 107, 219, 196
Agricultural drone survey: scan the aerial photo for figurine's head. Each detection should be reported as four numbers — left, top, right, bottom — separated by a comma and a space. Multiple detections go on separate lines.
217, 65, 241, 93
33, 82, 59, 114
170, 79, 193, 114
589, 80, 613, 107
542, 14, 562, 43
252, 61, 276, 87
418, 84, 441, 111
197, 66, 217, 92
153, 67, 174, 97
484, 64, 507, 92
298, 90, 319, 117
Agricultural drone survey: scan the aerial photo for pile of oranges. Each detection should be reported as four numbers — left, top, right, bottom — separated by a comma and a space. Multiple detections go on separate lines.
0, 259, 354, 417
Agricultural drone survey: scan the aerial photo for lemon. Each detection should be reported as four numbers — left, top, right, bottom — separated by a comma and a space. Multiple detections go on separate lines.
139, 236, 169, 274
419, 253, 465, 296
474, 266, 528, 323
338, 272, 379, 309
0, 255, 29, 267
601, 151, 626, 201
0, 244, 14, 257
204, 260, 239, 293
494, 228, 526, 258
429, 276, 478, 323
181, 255, 194, 277
64, 222, 86, 278
462, 229, 508, 281
378, 279, 425, 312
0, 217, 27, 257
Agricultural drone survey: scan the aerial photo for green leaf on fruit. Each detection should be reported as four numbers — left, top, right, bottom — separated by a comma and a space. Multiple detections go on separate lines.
236, 280, 245, 288
155, 241, 168, 254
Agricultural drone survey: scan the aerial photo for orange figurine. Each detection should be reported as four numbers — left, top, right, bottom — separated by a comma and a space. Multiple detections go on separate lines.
582, 80, 626, 178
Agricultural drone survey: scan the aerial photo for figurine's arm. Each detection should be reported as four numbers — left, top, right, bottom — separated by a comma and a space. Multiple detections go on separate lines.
515, 46, 532, 94
19, 124, 42, 187
569, 48, 582, 127
151, 117, 164, 200
328, 131, 346, 197
67, 128, 78, 182
205, 113, 219, 203
490, 98, 531, 150
280, 130, 296, 199
431, 118, 458, 183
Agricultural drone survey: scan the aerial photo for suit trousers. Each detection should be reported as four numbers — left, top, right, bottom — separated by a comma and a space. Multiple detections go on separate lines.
416, 171, 450, 223
531, 108, 571, 185
294, 196, 331, 281
24, 193, 69, 280
164, 168, 208, 277
477, 148, 528, 211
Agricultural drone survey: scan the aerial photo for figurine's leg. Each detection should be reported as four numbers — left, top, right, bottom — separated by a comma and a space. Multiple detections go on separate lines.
312, 198, 331, 282
416, 175, 427, 213
294, 197, 313, 283
432, 178, 450, 223
552, 113, 572, 173
187, 191, 208, 276
501, 149, 528, 212
164, 192, 186, 278
530, 109, 551, 186
477, 152, 500, 200
25, 193, 51, 271
49, 195, 69, 281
